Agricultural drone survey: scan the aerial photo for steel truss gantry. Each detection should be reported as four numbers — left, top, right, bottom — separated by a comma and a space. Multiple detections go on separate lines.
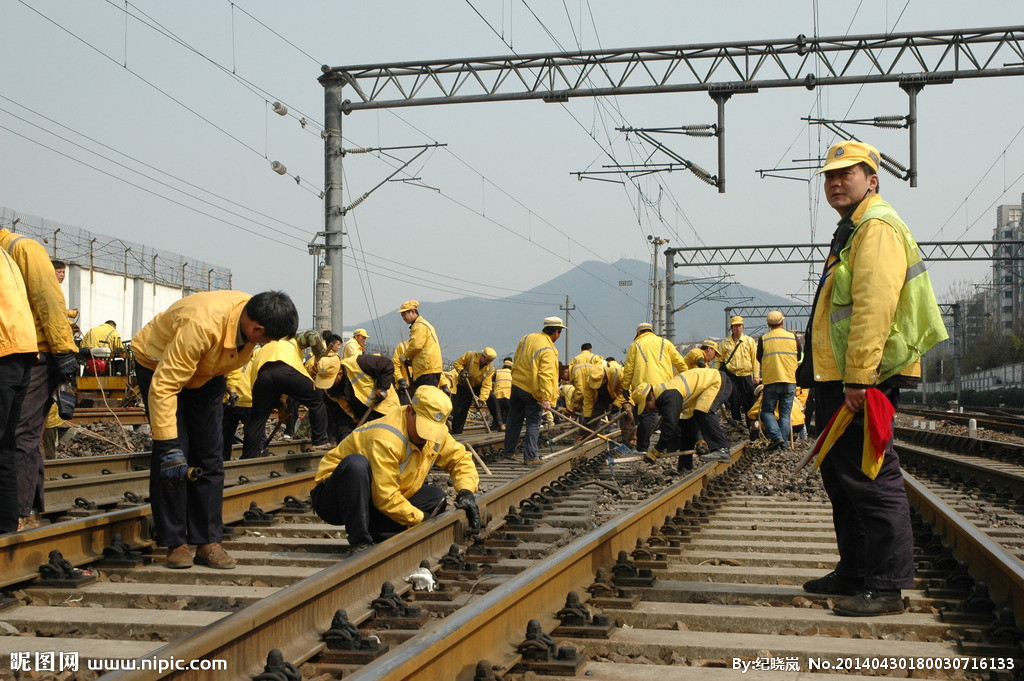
319, 26, 1024, 330
667, 241, 1024, 267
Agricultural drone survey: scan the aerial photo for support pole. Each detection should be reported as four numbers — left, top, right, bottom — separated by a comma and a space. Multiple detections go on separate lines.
321, 73, 346, 331
900, 82, 924, 188
952, 302, 962, 398
664, 249, 676, 343
710, 91, 732, 194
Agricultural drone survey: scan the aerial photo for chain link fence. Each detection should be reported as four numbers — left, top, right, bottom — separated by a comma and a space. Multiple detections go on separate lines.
1, 206, 231, 290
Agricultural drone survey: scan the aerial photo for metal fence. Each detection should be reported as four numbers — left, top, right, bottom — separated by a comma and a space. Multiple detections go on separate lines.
0, 206, 231, 291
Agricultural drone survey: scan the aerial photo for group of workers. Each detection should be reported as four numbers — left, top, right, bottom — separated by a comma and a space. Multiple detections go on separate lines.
0, 140, 948, 621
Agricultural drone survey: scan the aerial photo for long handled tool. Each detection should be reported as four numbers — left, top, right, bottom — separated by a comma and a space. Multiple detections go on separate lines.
549, 410, 624, 445
463, 376, 492, 434
355, 393, 385, 429
549, 409, 632, 456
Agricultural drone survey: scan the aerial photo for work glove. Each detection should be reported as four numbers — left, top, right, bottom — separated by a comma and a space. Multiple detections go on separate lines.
458, 369, 470, 383
455, 490, 482, 531
696, 357, 707, 368
52, 352, 80, 382
154, 440, 200, 485
295, 329, 327, 359
397, 378, 409, 393
226, 392, 239, 408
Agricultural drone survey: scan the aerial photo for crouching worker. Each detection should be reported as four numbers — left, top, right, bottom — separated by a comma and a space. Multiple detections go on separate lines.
633, 369, 733, 472
310, 385, 482, 550
313, 353, 398, 442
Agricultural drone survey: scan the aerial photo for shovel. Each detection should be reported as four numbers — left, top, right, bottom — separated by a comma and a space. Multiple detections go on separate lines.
462, 375, 492, 434
550, 409, 632, 457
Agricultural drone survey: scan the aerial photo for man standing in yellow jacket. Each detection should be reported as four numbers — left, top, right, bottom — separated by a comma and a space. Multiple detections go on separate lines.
486, 357, 513, 429
621, 322, 687, 453
757, 311, 801, 451
799, 140, 946, 617
133, 290, 299, 569
0, 227, 79, 531
502, 316, 564, 464
342, 328, 369, 359
398, 300, 443, 390
0, 241, 39, 533
720, 316, 760, 423
311, 385, 481, 549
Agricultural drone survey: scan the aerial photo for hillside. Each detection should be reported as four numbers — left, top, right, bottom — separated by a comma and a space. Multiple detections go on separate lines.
355, 258, 796, 361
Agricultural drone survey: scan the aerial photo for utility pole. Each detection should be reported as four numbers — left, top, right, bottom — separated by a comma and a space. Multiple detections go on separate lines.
321, 73, 346, 332
560, 295, 575, 358
647, 236, 668, 333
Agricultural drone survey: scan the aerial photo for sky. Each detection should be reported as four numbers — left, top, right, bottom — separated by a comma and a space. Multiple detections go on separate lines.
3, 1, 1024, 352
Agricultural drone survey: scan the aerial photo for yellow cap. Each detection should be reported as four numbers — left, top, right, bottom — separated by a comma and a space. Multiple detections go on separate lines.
353, 328, 369, 338
766, 310, 785, 325
635, 322, 653, 334
482, 347, 497, 360
700, 339, 718, 352
817, 140, 881, 175
397, 300, 419, 313
543, 316, 567, 329
730, 316, 744, 326
411, 385, 452, 443
314, 355, 341, 389
631, 383, 653, 411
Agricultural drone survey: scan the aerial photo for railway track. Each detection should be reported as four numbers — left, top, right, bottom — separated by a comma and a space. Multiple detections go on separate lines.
902, 405, 1024, 437
5, 423, 1024, 680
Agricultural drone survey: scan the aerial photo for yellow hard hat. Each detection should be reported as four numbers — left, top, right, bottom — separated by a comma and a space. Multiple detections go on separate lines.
766, 310, 784, 325
700, 339, 718, 353
730, 316, 744, 326
817, 140, 881, 174
397, 300, 419, 313
353, 328, 370, 338
482, 347, 497, 359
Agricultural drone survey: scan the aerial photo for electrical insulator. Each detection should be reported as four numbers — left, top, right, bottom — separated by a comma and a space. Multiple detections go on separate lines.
272, 102, 288, 116
881, 154, 907, 172
271, 160, 288, 175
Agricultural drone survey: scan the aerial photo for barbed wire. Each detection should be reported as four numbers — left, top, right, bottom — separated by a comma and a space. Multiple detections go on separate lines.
0, 206, 231, 291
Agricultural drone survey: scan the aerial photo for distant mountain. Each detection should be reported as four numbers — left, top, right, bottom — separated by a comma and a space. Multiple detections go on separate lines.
356, 258, 795, 362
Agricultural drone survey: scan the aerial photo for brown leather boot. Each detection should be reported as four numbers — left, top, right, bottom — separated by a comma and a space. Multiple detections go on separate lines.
165, 544, 193, 569
195, 542, 236, 569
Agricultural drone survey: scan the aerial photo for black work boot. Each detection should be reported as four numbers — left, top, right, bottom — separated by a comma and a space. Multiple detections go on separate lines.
802, 570, 861, 596
832, 589, 905, 617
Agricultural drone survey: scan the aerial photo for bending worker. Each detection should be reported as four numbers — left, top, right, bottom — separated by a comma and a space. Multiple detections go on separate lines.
313, 353, 398, 442
310, 385, 482, 550
450, 347, 497, 435
633, 368, 733, 472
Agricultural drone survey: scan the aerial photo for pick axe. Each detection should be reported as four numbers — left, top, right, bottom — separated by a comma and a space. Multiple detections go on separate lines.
462, 375, 491, 434
550, 409, 632, 457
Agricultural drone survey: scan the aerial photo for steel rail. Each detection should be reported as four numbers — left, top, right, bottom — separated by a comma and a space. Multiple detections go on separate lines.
903, 472, 1024, 623
0, 471, 317, 590
896, 442, 1024, 498
102, 438, 607, 681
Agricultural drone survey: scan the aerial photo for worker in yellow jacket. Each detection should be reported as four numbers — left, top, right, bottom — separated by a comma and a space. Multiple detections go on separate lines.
633, 368, 733, 472
450, 347, 497, 434
311, 385, 481, 549
342, 328, 368, 359
486, 357, 513, 429
683, 340, 719, 371
568, 343, 602, 415
133, 290, 299, 569
0, 241, 38, 533
398, 300, 443, 390
0, 228, 78, 531
392, 340, 413, 404
314, 353, 398, 442
81, 320, 124, 353
502, 316, 564, 464
222, 359, 254, 460
243, 332, 332, 459
720, 316, 760, 422
621, 322, 686, 452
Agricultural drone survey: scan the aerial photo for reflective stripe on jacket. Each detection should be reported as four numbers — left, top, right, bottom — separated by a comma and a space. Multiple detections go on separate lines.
313, 407, 478, 526
650, 368, 722, 419
759, 328, 798, 385
329, 354, 400, 420
621, 331, 686, 390
811, 195, 947, 385
492, 367, 512, 399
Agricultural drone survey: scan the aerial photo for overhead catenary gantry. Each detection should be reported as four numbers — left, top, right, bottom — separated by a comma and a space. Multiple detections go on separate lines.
319, 26, 1024, 330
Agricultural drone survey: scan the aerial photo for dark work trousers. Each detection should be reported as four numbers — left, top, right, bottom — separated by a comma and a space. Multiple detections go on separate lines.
725, 372, 755, 422
634, 409, 660, 452
487, 395, 509, 429
0, 354, 34, 533
502, 385, 543, 461
813, 381, 914, 590
653, 389, 683, 453
136, 364, 226, 548
310, 454, 446, 545
221, 404, 250, 461
678, 379, 732, 471
324, 395, 386, 443
282, 398, 299, 437
243, 362, 329, 459
411, 373, 440, 391
450, 383, 484, 434
13, 354, 58, 517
